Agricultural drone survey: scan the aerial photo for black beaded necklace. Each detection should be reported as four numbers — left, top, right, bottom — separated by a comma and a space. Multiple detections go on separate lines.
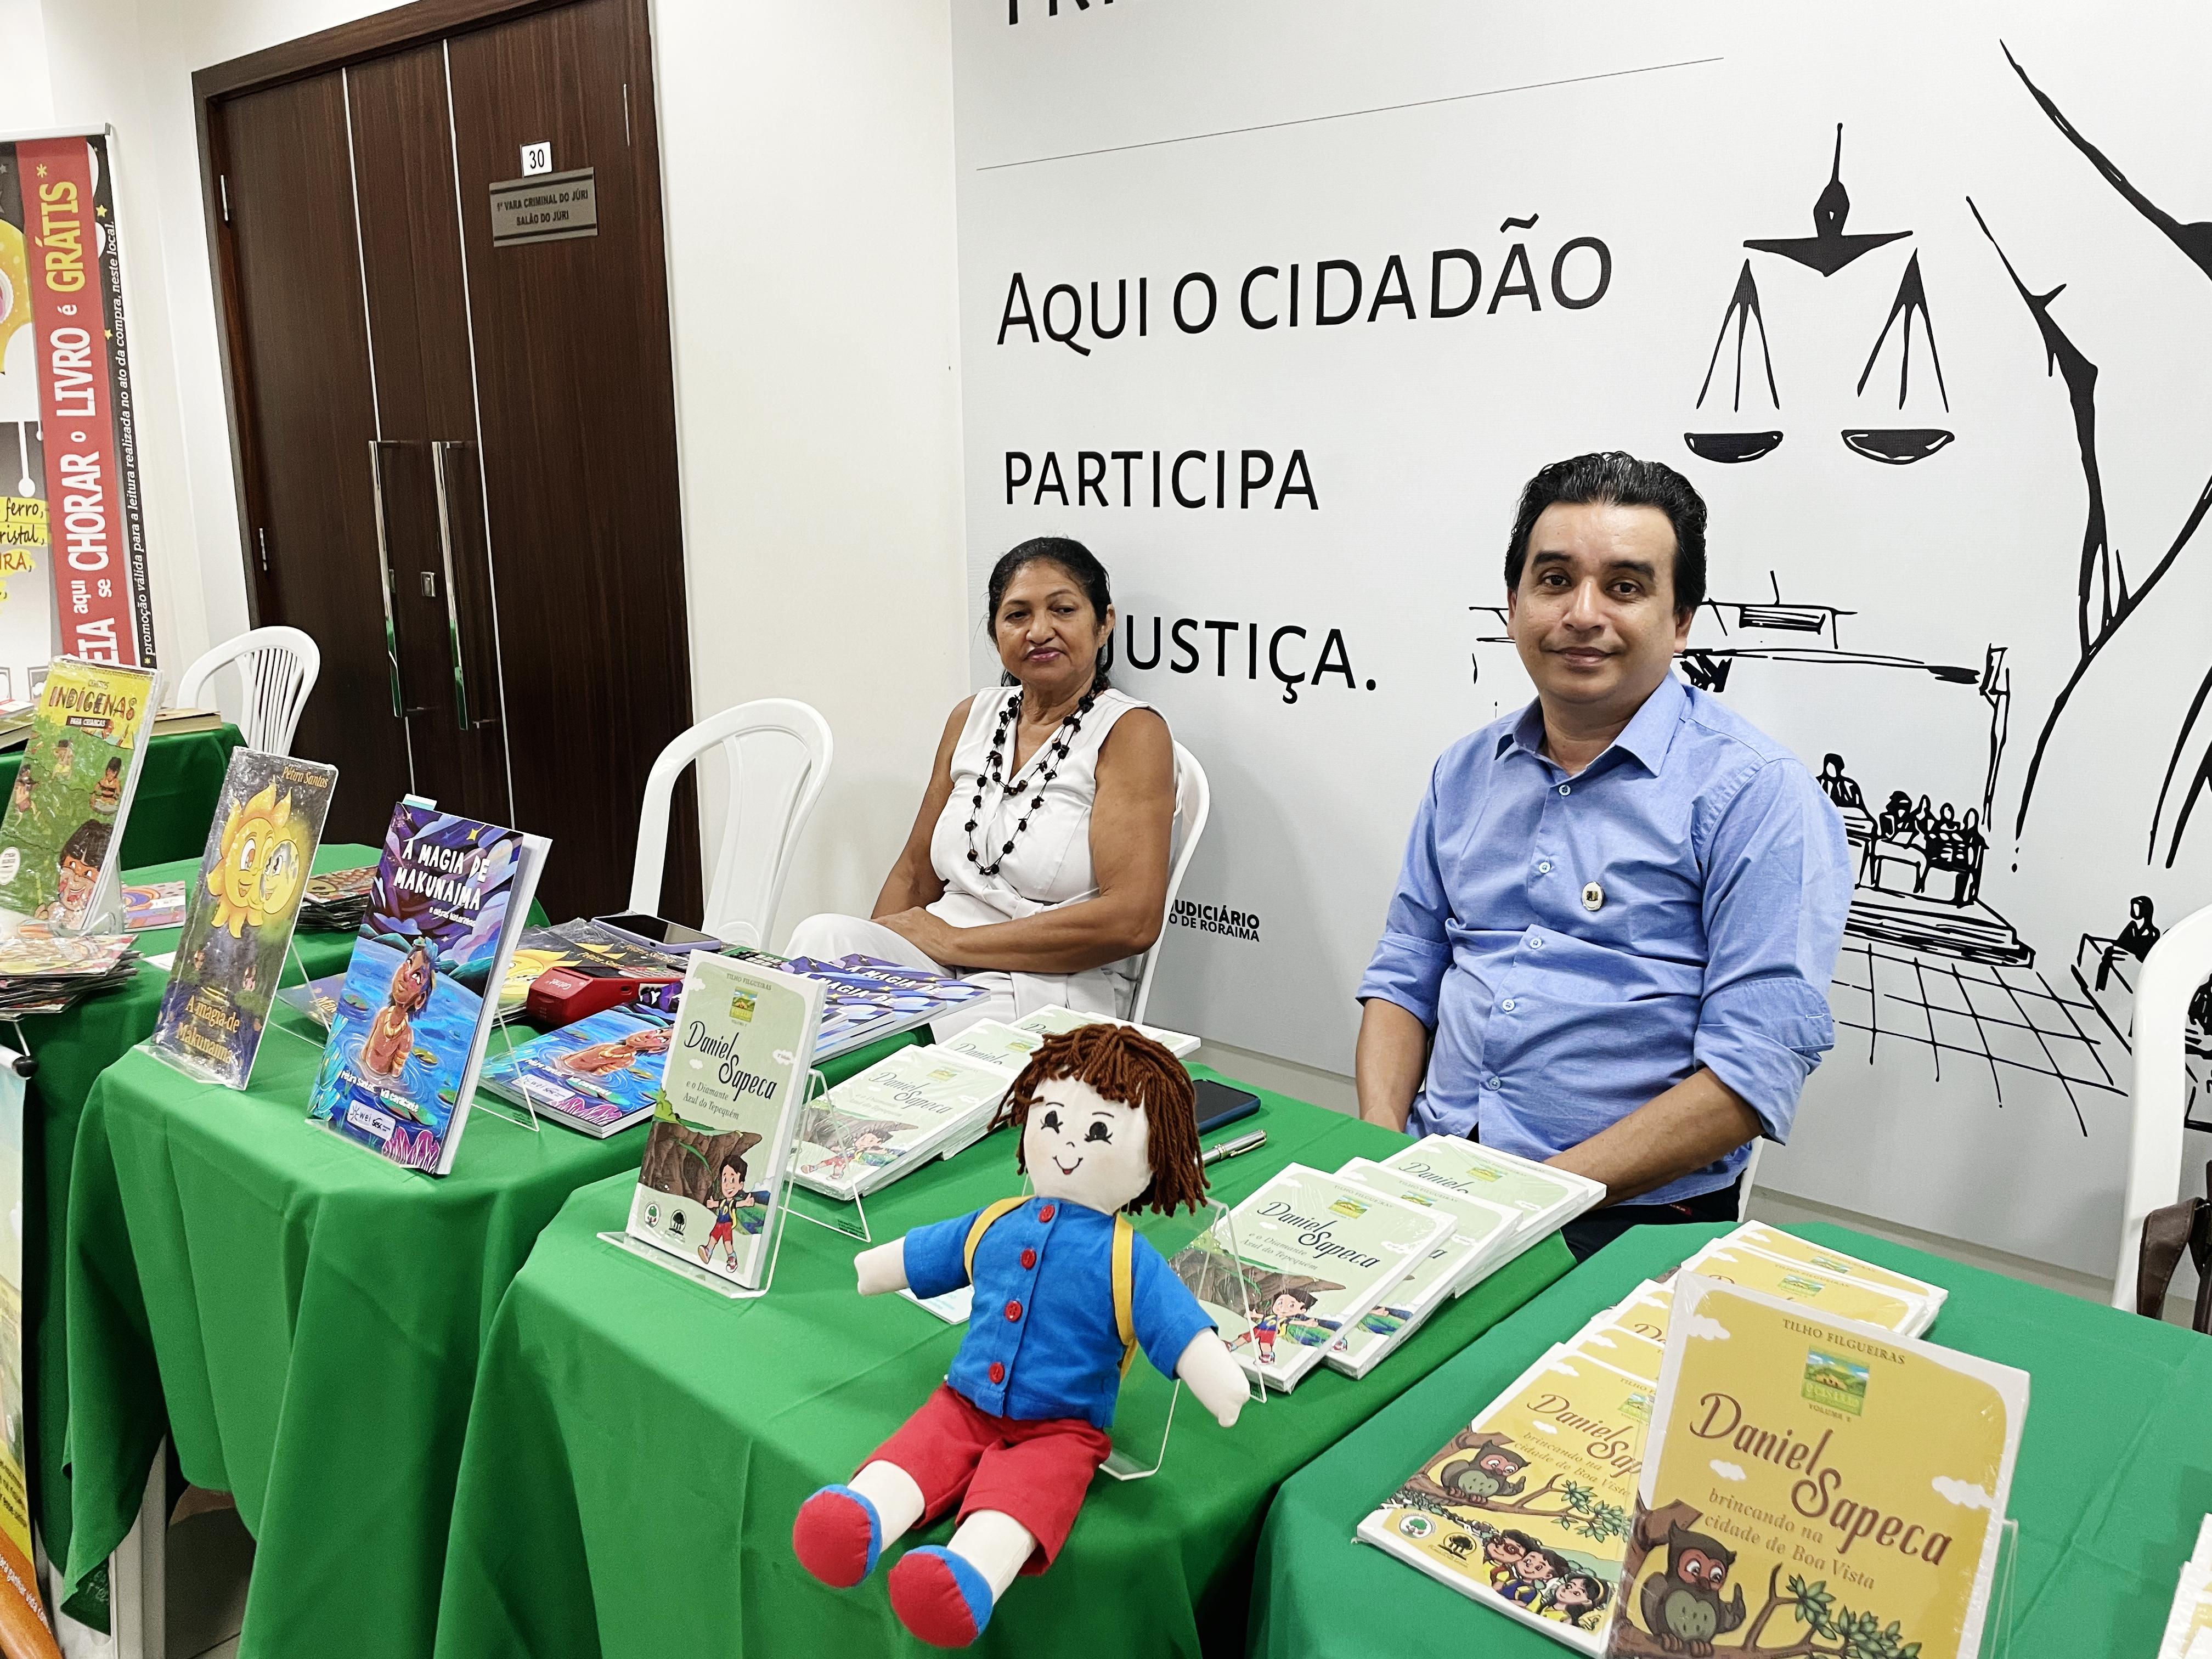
965, 689, 1096, 877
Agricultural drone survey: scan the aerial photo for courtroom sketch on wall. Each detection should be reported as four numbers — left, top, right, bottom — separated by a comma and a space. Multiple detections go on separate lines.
1985, 44, 2212, 867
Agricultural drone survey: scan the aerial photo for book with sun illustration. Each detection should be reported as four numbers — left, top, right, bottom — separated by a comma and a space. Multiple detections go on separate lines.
622, 951, 823, 1290
1356, 1345, 1655, 1653
1166, 1163, 1451, 1392
150, 751, 336, 1088
1607, 1278, 2025, 1659
1323, 1157, 1521, 1379
306, 801, 548, 1175
0, 658, 161, 935
1380, 1134, 1605, 1245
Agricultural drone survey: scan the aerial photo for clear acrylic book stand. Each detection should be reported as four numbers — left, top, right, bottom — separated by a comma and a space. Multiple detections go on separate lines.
597, 1069, 853, 1302
261, 934, 546, 1132
1099, 1194, 1265, 1482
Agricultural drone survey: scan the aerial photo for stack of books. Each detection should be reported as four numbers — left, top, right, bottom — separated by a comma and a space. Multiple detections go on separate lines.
788, 1003, 1200, 1200
477, 1000, 675, 1138
735, 949, 992, 1062
1355, 1222, 1972, 1655
0, 928, 137, 1014
1166, 1137, 1602, 1394
2160, 1517, 2212, 1659
297, 866, 374, 932
122, 879, 187, 932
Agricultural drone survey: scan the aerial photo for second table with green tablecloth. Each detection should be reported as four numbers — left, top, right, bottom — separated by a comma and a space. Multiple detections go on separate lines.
20, 837, 367, 1621
57, 919, 919, 1658
1250, 1220, 2212, 1659
429, 1078, 1576, 1659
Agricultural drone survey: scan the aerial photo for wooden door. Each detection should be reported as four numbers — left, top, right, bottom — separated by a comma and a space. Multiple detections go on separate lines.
210, 72, 412, 845
444, 0, 698, 921
345, 42, 514, 828
202, 0, 700, 920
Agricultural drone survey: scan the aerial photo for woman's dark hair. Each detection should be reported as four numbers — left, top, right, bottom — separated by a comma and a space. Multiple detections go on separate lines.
1503, 452, 1708, 614
984, 537, 1114, 692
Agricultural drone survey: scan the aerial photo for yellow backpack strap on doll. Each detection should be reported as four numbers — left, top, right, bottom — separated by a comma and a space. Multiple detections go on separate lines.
1111, 1215, 1137, 1378
962, 1197, 1030, 1279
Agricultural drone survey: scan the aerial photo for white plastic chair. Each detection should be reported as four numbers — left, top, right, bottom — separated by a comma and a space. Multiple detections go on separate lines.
2112, 902, 2212, 1311
629, 699, 832, 950
176, 625, 320, 754
1128, 743, 1210, 1028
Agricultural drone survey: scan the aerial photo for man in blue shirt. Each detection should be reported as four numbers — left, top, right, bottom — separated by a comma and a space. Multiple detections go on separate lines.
1356, 453, 1853, 1260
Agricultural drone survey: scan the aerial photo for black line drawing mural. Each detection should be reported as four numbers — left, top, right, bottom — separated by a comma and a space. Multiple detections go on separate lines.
1690, 122, 1953, 467
1745, 125, 1910, 275
1684, 261, 1783, 464
1980, 43, 2212, 865
2069, 897, 2212, 1132
1843, 250, 1955, 464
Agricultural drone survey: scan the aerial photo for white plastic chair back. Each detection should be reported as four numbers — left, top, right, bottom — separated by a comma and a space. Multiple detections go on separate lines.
2112, 903, 2212, 1310
1737, 1141, 1764, 1220
629, 699, 832, 950
176, 626, 320, 755
1128, 743, 1210, 1028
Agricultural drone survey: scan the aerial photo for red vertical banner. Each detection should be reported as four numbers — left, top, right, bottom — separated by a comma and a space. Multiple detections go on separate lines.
19, 138, 139, 666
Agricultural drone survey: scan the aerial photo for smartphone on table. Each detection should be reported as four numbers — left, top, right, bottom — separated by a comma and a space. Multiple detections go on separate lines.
592, 912, 724, 953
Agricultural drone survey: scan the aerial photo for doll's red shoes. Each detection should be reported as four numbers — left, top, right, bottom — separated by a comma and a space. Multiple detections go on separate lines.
792, 1485, 882, 1588
888, 1545, 996, 1648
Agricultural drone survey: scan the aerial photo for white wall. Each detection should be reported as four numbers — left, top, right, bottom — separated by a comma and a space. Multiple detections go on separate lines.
652, 3, 968, 939
12, 0, 968, 934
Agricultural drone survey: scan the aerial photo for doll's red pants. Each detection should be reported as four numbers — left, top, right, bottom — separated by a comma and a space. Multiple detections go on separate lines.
862, 1384, 1113, 1572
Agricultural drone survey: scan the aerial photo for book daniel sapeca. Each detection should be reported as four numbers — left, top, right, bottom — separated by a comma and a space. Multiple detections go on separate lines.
306, 802, 547, 1173
1167, 1163, 1452, 1392
0, 658, 160, 933
1606, 1278, 2025, 1659
1358, 1346, 1656, 1652
787, 1046, 1011, 1200
624, 951, 823, 1290
151, 749, 337, 1088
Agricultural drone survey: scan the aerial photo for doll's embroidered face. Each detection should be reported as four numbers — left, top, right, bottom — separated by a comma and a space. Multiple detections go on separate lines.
1023, 1076, 1152, 1213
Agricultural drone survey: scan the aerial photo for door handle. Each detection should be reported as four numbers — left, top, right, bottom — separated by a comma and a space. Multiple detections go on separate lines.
432, 439, 500, 732
367, 439, 417, 718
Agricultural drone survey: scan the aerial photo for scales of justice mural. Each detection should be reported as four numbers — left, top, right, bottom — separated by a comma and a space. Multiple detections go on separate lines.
953, 4, 2212, 1271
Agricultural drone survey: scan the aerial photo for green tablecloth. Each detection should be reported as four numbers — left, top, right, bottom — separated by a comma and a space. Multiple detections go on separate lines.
21, 838, 370, 1620
430, 1077, 1576, 1659
0, 724, 245, 872
1251, 1220, 2212, 1659
60, 999, 918, 1659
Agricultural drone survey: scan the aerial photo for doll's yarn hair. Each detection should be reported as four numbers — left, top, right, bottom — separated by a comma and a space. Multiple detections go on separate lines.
992, 1023, 1208, 1215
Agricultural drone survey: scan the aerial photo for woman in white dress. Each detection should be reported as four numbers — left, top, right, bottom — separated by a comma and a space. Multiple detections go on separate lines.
786, 539, 1175, 1035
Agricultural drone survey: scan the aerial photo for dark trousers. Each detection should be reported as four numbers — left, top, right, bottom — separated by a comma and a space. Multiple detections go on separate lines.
1560, 1180, 1743, 1263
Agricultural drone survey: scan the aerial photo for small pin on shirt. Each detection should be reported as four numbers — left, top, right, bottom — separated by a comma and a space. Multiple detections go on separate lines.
1582, 881, 1604, 912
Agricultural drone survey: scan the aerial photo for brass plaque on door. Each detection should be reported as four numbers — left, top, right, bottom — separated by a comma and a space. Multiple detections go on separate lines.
488, 167, 597, 247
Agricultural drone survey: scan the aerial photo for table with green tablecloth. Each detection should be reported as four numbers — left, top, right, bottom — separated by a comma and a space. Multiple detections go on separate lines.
58, 978, 918, 1659
1251, 1220, 2212, 1659
20, 836, 369, 1624
430, 1078, 1576, 1659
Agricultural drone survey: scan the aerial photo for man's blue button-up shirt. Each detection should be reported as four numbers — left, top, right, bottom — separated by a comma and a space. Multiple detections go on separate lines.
1357, 674, 1853, 1205
905, 1195, 1215, 1430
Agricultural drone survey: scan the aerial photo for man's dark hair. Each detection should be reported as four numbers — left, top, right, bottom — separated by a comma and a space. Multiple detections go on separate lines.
1504, 452, 1708, 614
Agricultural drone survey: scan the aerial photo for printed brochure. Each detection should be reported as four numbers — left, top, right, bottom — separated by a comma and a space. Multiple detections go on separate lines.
306, 801, 546, 1173
1358, 1346, 1655, 1652
1609, 1278, 2025, 1659
624, 952, 823, 1289
1167, 1163, 1451, 1392
150, 751, 336, 1088
0, 658, 160, 932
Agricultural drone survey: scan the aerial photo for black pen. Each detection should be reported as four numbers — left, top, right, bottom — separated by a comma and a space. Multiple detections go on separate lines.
1200, 1128, 1266, 1167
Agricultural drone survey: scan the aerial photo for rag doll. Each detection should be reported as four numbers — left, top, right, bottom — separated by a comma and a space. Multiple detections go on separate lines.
791, 1023, 1249, 1647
